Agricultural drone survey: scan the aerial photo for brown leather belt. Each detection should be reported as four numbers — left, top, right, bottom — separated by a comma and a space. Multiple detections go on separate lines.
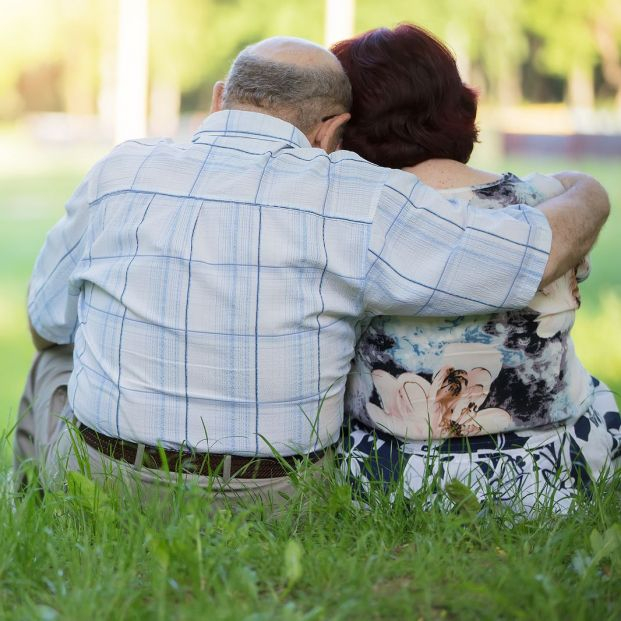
77, 423, 328, 479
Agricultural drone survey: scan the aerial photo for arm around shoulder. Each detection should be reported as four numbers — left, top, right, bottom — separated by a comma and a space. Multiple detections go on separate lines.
537, 172, 609, 287
364, 170, 554, 317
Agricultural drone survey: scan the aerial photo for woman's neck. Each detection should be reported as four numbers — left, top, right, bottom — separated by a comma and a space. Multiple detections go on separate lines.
402, 158, 501, 190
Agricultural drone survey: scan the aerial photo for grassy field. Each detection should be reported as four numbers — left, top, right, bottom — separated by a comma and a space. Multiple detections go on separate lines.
0, 455, 620, 621
0, 133, 620, 619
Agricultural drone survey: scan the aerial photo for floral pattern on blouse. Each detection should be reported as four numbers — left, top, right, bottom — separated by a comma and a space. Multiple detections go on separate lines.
345, 173, 593, 440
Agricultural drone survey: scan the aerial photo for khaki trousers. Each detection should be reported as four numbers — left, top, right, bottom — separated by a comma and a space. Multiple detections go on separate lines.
14, 345, 328, 513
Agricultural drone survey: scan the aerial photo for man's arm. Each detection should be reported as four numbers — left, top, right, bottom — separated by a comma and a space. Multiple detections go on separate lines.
29, 318, 56, 351
27, 281, 58, 351
27, 167, 95, 351
364, 168, 554, 317
537, 172, 609, 287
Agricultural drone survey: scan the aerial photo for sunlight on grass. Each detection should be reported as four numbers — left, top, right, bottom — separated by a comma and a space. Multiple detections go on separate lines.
0, 296, 26, 336
0, 293, 30, 439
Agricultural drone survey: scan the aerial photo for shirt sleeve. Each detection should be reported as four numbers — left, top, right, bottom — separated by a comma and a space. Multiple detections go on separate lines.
524, 172, 591, 283
363, 169, 552, 317
27, 168, 96, 344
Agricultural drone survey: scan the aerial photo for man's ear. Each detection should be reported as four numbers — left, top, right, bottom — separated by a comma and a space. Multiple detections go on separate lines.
311, 112, 351, 152
210, 81, 225, 113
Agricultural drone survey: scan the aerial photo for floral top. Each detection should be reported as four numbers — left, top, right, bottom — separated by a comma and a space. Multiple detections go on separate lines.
345, 173, 593, 439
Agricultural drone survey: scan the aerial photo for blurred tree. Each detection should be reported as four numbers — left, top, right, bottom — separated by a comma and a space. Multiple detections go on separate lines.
0, 0, 65, 116
355, 0, 528, 104
0, 0, 324, 126
521, 0, 600, 108
2, 0, 620, 124
325, 0, 355, 46
592, 0, 621, 108
59, 0, 107, 115
0, 0, 107, 117
149, 0, 323, 131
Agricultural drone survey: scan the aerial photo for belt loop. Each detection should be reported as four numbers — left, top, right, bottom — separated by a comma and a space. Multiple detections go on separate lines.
134, 443, 146, 471
222, 454, 232, 483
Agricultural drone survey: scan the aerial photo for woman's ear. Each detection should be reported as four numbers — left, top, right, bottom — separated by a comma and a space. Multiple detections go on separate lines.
210, 81, 225, 113
312, 112, 351, 152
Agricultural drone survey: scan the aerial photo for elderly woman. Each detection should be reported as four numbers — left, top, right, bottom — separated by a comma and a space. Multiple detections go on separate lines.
332, 24, 620, 513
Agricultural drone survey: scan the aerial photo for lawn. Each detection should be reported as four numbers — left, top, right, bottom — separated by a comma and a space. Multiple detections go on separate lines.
0, 132, 620, 620
0, 459, 620, 621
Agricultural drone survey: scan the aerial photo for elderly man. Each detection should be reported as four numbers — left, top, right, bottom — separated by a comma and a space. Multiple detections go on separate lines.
16, 37, 609, 508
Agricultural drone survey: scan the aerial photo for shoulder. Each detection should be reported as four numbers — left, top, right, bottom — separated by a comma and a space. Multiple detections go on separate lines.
325, 148, 392, 183
310, 149, 396, 220
520, 172, 565, 198
103, 137, 175, 167
298, 149, 448, 224
446, 171, 564, 209
407, 160, 501, 190
377, 166, 474, 216
88, 137, 179, 202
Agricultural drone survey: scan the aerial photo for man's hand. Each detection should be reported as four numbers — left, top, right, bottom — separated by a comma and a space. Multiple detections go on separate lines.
537, 171, 609, 287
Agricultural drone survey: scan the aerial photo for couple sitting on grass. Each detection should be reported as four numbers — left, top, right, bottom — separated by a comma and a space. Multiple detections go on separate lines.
17, 25, 620, 515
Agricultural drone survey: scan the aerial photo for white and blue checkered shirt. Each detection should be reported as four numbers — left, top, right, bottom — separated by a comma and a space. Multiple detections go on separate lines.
28, 110, 551, 456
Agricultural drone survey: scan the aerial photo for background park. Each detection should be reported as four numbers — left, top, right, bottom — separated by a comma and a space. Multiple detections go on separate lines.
0, 1, 620, 619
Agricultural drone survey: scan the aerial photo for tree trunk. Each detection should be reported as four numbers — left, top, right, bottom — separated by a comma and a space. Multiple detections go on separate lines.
567, 66, 594, 109
497, 70, 522, 108
114, 0, 149, 143
324, 0, 355, 47
594, 18, 621, 110
150, 81, 181, 137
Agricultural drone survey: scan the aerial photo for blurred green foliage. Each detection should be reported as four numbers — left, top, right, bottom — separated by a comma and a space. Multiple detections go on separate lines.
521, 0, 608, 77
149, 0, 324, 91
1, 0, 621, 117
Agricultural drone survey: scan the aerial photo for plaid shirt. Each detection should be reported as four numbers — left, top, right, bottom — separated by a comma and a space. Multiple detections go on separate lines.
28, 110, 551, 456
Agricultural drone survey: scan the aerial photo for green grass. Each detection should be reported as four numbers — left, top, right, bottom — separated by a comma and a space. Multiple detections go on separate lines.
1, 443, 620, 621
1, 136, 620, 619
0, 168, 88, 449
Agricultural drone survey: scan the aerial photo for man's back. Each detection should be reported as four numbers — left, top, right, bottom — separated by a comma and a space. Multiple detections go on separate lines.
28, 110, 551, 456
30, 111, 392, 455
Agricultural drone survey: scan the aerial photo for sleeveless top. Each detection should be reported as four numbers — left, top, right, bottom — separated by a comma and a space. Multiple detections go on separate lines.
345, 172, 593, 439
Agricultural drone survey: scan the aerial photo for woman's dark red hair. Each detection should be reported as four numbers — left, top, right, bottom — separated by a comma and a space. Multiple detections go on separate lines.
332, 24, 479, 168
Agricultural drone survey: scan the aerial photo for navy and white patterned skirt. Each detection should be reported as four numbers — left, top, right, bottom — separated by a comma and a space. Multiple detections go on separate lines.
337, 378, 621, 515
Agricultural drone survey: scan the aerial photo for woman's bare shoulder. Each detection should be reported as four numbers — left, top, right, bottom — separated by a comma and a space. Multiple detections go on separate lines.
403, 159, 502, 190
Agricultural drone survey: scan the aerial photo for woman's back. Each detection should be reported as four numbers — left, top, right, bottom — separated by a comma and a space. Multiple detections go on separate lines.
334, 23, 619, 513
346, 171, 592, 439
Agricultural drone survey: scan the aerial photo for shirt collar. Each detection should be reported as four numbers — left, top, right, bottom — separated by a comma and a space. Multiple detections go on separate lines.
192, 110, 312, 149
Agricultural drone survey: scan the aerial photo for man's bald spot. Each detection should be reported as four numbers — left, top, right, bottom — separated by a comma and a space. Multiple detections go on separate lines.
248, 36, 342, 71
221, 36, 352, 134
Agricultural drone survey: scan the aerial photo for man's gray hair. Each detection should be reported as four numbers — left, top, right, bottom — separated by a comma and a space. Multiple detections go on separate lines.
222, 50, 352, 134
